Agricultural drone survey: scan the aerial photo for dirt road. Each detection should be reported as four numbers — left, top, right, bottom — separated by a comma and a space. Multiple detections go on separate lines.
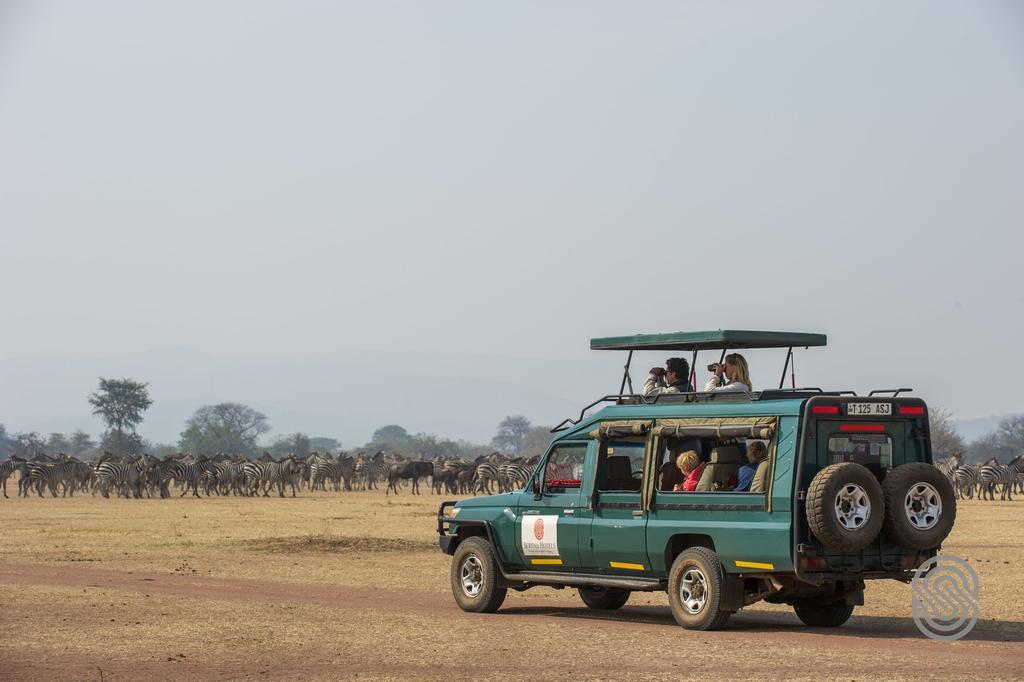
2, 562, 1021, 680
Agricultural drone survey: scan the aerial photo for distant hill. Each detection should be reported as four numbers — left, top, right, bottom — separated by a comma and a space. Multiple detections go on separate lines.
954, 413, 1022, 442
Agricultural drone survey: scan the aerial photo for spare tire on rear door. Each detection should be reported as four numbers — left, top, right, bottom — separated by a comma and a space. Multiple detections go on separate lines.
881, 462, 956, 550
806, 462, 884, 553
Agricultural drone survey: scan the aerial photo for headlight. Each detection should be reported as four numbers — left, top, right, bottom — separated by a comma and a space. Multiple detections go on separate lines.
443, 506, 460, 519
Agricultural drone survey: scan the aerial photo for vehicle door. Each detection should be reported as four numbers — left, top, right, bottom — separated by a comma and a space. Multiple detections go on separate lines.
583, 437, 651, 574
515, 441, 591, 571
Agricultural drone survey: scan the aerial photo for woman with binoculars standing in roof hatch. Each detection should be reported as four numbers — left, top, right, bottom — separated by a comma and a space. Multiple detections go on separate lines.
705, 353, 752, 393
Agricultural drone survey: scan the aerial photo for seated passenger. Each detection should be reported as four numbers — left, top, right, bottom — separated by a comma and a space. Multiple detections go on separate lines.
672, 450, 705, 492
735, 441, 767, 492
705, 353, 752, 393
644, 357, 691, 396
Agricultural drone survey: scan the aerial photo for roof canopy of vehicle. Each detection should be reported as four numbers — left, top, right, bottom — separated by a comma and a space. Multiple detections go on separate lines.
589, 329, 827, 352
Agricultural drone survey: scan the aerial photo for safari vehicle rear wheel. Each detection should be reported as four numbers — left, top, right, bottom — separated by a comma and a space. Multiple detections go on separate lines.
450, 536, 507, 613
667, 547, 732, 630
792, 599, 855, 627
578, 586, 630, 610
881, 462, 956, 550
806, 462, 884, 552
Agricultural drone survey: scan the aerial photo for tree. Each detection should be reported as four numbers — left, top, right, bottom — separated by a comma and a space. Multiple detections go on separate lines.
0, 424, 12, 458
491, 415, 532, 454
520, 425, 554, 457
993, 415, 1024, 455
269, 433, 312, 457
968, 414, 1024, 464
179, 402, 270, 456
928, 408, 964, 461
88, 378, 153, 454
46, 433, 72, 454
10, 432, 45, 458
309, 436, 342, 453
69, 430, 96, 457
372, 424, 411, 444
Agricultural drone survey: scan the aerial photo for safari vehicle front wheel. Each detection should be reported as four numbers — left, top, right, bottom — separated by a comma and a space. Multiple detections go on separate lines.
792, 599, 855, 627
578, 586, 630, 610
667, 548, 732, 630
450, 536, 507, 613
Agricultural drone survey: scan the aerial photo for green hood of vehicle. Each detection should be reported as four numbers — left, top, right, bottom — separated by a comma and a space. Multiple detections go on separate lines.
456, 492, 520, 508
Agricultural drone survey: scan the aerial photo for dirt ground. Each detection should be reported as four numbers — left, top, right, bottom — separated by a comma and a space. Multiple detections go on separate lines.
0, 488, 1021, 680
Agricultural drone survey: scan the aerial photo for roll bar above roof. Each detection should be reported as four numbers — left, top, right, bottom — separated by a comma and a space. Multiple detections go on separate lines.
590, 329, 827, 352
589, 329, 827, 396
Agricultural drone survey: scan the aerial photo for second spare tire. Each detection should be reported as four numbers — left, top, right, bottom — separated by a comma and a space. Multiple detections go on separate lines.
881, 462, 956, 550
806, 462, 885, 552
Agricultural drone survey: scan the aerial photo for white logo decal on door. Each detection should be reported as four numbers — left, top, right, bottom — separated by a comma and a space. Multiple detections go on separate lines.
521, 514, 559, 556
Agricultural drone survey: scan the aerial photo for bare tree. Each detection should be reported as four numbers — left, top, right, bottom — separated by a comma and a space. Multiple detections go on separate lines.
928, 408, 964, 460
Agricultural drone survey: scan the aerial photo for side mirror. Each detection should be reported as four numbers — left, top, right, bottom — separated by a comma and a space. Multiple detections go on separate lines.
532, 477, 542, 500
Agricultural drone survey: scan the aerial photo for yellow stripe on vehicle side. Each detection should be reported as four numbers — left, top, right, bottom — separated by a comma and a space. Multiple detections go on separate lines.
735, 560, 774, 570
531, 558, 563, 565
609, 561, 646, 571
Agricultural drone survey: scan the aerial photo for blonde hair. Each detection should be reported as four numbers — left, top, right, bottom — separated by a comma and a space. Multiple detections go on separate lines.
725, 353, 752, 390
746, 441, 767, 464
676, 450, 700, 474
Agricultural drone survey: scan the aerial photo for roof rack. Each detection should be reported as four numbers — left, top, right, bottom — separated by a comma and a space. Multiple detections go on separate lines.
868, 388, 914, 397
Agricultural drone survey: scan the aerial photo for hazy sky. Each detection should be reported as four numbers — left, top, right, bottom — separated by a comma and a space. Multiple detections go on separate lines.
1, 1, 1022, 442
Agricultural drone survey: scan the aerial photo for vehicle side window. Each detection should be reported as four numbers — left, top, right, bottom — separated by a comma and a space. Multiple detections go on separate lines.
597, 440, 645, 492
542, 444, 587, 492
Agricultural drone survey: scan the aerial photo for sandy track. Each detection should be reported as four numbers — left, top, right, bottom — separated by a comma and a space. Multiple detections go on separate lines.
2, 561, 1022, 681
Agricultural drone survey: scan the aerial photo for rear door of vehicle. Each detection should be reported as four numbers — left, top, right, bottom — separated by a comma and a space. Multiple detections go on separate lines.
584, 438, 650, 574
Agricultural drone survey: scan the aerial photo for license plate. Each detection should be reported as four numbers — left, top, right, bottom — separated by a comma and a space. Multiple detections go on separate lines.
846, 402, 891, 416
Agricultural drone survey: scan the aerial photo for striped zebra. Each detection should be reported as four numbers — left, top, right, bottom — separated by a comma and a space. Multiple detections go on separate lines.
499, 461, 533, 492
310, 455, 355, 492
26, 459, 81, 498
0, 457, 27, 499
210, 459, 247, 496
979, 459, 1015, 501
161, 459, 209, 498
1006, 455, 1024, 494
953, 464, 980, 499
354, 452, 388, 491
474, 462, 502, 494
93, 456, 147, 499
936, 454, 961, 483
242, 456, 303, 497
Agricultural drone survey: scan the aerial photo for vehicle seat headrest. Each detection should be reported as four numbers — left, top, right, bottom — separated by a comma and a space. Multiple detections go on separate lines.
709, 446, 743, 464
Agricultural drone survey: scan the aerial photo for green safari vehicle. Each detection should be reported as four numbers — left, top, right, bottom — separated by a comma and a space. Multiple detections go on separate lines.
437, 330, 957, 630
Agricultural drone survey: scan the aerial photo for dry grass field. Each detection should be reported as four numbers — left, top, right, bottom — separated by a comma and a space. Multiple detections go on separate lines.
0, 486, 1021, 681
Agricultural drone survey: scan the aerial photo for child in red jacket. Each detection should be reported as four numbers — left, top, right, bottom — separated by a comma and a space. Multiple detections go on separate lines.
673, 450, 705, 492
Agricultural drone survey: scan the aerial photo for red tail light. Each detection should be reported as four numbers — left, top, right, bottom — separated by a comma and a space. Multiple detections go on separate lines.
899, 406, 925, 415
812, 405, 840, 415
840, 424, 886, 432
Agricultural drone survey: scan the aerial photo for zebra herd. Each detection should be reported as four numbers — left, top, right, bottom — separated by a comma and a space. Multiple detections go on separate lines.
936, 453, 1024, 501
0, 450, 542, 500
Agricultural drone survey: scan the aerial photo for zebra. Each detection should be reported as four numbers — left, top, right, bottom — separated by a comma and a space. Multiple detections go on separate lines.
93, 455, 147, 499
953, 464, 980, 500
162, 459, 210, 498
0, 457, 27, 498
354, 452, 388, 491
242, 456, 303, 497
474, 462, 502, 494
979, 459, 1015, 501
1006, 455, 1024, 494
936, 453, 961, 483
26, 459, 80, 498
310, 455, 354, 492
